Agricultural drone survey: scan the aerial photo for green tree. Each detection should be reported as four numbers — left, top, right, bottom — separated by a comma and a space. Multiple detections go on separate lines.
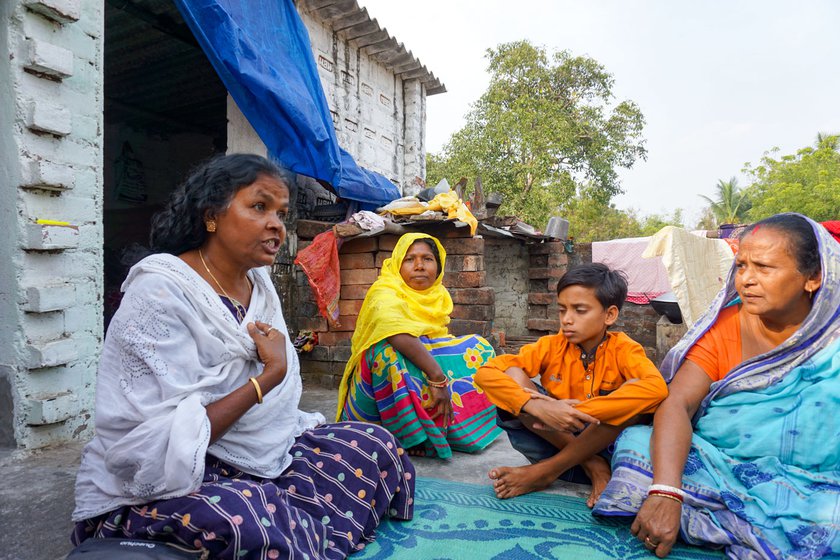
426, 40, 646, 228
698, 177, 751, 226
745, 134, 840, 221
639, 208, 685, 236
557, 188, 684, 242
562, 195, 642, 242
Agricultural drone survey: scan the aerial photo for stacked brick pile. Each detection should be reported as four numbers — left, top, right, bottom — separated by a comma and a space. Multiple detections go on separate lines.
441, 236, 494, 339
295, 230, 494, 388
526, 242, 568, 337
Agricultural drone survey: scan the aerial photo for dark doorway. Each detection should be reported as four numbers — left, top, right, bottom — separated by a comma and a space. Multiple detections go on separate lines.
102, 0, 227, 326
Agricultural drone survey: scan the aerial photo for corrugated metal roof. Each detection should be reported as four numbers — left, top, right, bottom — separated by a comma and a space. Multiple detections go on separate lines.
105, 0, 228, 135
298, 0, 446, 95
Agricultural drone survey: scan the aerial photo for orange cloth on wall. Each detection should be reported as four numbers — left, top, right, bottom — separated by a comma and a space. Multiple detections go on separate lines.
474, 331, 668, 426
684, 305, 742, 382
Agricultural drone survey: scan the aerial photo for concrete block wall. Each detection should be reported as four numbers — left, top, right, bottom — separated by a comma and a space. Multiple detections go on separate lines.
0, 0, 103, 449
295, 232, 493, 388
483, 238, 530, 338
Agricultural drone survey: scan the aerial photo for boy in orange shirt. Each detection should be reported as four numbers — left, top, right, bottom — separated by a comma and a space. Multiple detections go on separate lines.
475, 263, 667, 506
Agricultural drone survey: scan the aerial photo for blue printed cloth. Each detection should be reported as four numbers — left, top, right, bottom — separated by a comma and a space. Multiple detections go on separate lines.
595, 214, 840, 560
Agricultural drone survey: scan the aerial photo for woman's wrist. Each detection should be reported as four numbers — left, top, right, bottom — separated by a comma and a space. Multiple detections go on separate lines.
650, 479, 684, 492
646, 483, 685, 505
424, 368, 449, 389
424, 368, 446, 382
258, 365, 285, 392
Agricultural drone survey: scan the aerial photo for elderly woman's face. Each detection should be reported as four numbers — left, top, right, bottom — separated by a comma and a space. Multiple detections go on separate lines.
212, 174, 288, 268
735, 227, 818, 320
399, 241, 439, 291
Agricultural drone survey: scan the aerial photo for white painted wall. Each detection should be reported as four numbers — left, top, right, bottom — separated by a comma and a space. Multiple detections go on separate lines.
0, 0, 103, 449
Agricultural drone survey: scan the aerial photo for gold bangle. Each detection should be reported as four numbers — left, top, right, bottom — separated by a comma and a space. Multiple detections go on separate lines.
249, 377, 263, 404
426, 377, 449, 389
647, 492, 683, 505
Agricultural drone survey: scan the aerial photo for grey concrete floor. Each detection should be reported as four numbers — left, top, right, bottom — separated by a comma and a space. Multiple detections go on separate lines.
0, 385, 589, 560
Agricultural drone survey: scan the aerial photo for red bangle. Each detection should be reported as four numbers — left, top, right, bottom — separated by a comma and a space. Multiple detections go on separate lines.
426, 377, 449, 389
647, 489, 684, 503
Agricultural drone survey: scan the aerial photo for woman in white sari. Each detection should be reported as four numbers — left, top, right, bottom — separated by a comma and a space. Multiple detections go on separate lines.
71, 154, 414, 559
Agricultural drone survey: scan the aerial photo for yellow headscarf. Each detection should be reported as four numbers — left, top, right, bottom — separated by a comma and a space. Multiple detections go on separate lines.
335, 233, 453, 419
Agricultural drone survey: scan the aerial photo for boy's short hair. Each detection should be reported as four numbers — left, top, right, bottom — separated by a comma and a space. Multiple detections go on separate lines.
556, 263, 628, 311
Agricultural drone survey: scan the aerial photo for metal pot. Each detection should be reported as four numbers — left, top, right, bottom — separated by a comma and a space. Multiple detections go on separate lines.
545, 217, 569, 240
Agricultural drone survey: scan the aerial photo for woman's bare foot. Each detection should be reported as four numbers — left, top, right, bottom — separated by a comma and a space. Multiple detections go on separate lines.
488, 463, 555, 499
407, 445, 429, 457
582, 454, 611, 508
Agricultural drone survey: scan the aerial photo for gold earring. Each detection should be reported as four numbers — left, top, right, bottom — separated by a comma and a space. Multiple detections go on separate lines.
808, 289, 814, 301
206, 220, 216, 232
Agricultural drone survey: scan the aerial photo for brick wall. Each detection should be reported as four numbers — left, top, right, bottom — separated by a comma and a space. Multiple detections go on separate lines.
295, 231, 493, 387
293, 233, 673, 388
525, 242, 569, 336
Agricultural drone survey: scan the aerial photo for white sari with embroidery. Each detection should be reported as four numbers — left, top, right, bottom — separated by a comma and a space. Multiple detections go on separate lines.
73, 254, 323, 521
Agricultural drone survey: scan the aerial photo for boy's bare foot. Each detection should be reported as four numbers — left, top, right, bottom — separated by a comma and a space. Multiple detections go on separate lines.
582, 454, 611, 508
488, 464, 554, 499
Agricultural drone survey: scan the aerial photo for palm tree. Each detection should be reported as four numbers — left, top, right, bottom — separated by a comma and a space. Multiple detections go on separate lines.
816, 132, 839, 151
699, 177, 750, 226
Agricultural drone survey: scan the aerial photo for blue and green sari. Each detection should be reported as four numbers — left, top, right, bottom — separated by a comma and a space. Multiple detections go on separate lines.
595, 215, 840, 560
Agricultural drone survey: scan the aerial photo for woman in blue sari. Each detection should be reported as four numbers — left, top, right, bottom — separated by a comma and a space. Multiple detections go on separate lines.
595, 214, 840, 559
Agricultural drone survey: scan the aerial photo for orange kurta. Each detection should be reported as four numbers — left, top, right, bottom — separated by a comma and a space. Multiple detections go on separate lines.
685, 304, 742, 382
474, 331, 667, 426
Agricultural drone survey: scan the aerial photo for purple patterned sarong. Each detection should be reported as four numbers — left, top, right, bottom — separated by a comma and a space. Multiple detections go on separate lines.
72, 423, 414, 559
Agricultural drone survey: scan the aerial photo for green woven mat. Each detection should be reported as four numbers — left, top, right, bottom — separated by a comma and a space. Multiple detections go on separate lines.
356, 477, 724, 559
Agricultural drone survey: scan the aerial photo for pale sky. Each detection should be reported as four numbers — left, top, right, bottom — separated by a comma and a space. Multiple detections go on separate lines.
359, 0, 840, 225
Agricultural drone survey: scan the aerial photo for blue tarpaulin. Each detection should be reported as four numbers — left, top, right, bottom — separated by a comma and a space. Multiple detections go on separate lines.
173, 0, 401, 206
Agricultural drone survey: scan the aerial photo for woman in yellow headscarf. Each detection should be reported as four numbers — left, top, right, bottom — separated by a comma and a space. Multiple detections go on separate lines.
337, 233, 501, 458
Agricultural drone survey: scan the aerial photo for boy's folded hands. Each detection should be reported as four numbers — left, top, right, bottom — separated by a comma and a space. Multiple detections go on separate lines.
523, 388, 600, 432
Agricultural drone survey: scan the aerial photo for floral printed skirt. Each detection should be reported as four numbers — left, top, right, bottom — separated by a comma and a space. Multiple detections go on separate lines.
72, 423, 414, 559
340, 335, 501, 459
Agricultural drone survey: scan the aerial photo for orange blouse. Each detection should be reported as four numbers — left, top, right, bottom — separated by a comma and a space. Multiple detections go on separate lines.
474, 331, 668, 426
685, 304, 742, 382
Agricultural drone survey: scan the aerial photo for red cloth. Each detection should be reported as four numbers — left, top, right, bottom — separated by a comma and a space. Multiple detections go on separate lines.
294, 230, 341, 327
821, 221, 840, 244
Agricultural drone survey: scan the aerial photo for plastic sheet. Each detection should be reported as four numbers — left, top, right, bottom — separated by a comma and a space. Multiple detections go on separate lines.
174, 0, 401, 206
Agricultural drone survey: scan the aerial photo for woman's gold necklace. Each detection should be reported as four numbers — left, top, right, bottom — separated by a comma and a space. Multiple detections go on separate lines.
199, 249, 251, 322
